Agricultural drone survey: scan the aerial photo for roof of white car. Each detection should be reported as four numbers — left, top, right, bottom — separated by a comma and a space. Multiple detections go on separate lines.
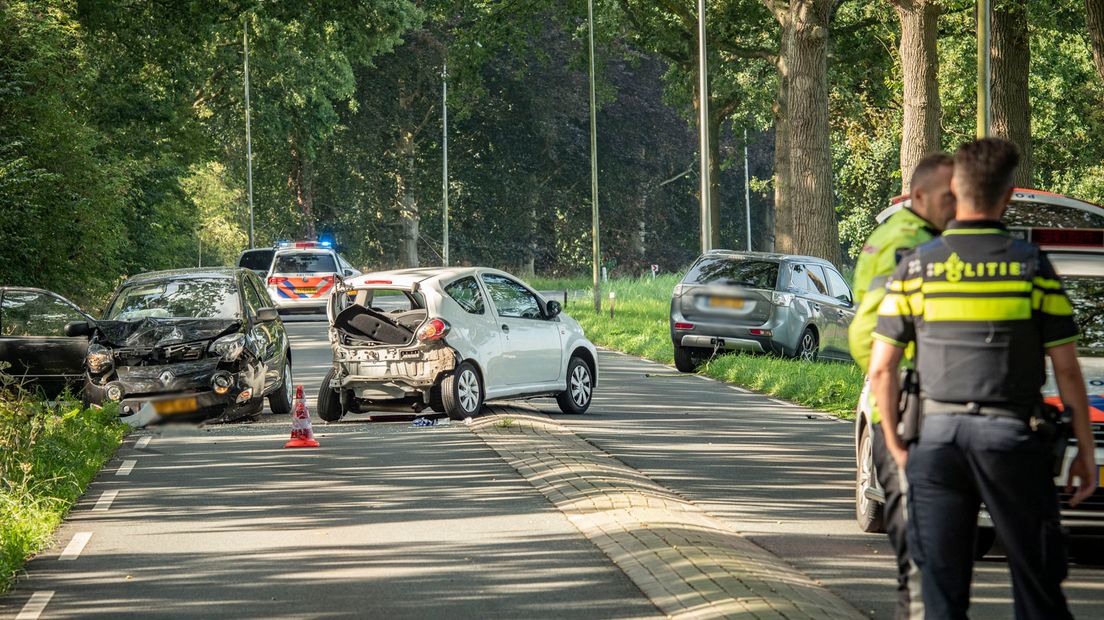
345, 267, 496, 289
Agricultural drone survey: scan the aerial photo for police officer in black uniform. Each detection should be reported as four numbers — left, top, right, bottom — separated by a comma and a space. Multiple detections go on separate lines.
866, 138, 1098, 619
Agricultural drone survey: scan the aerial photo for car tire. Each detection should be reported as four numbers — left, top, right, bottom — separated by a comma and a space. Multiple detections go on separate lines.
793, 328, 819, 362
674, 344, 700, 373
855, 423, 885, 533
268, 356, 293, 415
440, 361, 484, 421
974, 528, 997, 559
556, 356, 594, 414
317, 368, 344, 422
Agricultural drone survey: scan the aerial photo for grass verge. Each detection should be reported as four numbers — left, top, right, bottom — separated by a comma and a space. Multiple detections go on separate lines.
1, 389, 126, 592
530, 274, 863, 417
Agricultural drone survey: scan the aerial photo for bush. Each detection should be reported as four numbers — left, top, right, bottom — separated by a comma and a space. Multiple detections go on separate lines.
0, 381, 126, 591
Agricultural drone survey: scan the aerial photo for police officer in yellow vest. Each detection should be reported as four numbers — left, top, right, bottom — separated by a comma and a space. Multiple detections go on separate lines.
869, 139, 1098, 619
849, 153, 956, 619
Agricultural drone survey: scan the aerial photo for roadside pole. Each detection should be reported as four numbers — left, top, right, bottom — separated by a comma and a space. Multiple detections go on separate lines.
697, 0, 713, 253
588, 0, 601, 313
744, 127, 752, 251
442, 60, 449, 267
976, 0, 991, 138
244, 18, 255, 249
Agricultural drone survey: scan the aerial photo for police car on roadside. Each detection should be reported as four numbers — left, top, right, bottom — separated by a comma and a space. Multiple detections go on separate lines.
854, 190, 1104, 558
265, 241, 361, 314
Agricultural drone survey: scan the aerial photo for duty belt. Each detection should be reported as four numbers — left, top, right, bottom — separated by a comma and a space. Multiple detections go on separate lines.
923, 399, 1036, 422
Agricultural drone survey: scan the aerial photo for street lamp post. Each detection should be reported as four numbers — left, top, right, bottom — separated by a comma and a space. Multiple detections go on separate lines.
587, 0, 601, 313
244, 18, 255, 249
442, 60, 449, 267
977, 0, 991, 138
697, 0, 713, 253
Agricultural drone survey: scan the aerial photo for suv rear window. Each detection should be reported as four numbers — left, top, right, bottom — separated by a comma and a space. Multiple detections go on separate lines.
273, 253, 337, 274
238, 249, 275, 272
685, 257, 779, 289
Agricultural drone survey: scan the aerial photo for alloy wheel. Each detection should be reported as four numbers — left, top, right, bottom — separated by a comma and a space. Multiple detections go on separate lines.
458, 368, 480, 413
283, 363, 294, 404
799, 332, 817, 362
570, 364, 592, 408
858, 431, 874, 517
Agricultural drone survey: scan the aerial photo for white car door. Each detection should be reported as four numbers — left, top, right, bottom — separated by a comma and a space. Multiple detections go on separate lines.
480, 273, 563, 387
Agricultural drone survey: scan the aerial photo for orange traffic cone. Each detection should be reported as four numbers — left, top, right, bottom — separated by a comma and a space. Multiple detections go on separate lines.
284, 385, 320, 448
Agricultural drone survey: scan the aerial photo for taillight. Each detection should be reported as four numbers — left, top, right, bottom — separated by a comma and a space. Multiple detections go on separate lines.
674, 322, 694, 330
268, 277, 280, 285
416, 318, 451, 341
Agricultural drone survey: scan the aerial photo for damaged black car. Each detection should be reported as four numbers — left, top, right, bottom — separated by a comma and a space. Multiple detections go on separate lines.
68, 268, 293, 422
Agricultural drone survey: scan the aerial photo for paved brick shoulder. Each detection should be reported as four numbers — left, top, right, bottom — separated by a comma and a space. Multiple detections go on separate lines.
471, 405, 866, 620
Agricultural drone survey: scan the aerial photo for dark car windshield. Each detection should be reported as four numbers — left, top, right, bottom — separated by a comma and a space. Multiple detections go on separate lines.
1064, 275, 1104, 351
685, 257, 779, 289
273, 252, 337, 274
238, 249, 275, 272
105, 279, 241, 320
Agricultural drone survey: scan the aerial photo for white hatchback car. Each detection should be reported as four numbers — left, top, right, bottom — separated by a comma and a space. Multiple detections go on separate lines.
318, 267, 598, 421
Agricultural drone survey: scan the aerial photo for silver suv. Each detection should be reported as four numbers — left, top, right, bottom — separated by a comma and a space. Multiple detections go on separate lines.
669, 251, 855, 372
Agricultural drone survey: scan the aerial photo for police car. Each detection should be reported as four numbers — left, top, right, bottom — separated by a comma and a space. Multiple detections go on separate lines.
854, 190, 1104, 557
265, 241, 361, 314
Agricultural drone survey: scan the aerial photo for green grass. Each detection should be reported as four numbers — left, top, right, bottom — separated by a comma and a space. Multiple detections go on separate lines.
530, 274, 864, 417
0, 388, 126, 592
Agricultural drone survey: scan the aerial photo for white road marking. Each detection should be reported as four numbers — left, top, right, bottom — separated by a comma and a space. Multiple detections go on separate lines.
729, 386, 751, 393
134, 436, 151, 449
116, 460, 137, 476
93, 490, 119, 512
59, 532, 92, 560
15, 591, 54, 620
768, 398, 795, 407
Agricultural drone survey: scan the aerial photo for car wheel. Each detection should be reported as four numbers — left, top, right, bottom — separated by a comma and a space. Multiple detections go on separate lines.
794, 328, 818, 362
975, 527, 997, 559
855, 423, 885, 533
674, 344, 700, 373
556, 356, 594, 414
268, 356, 293, 415
317, 368, 344, 422
441, 361, 483, 421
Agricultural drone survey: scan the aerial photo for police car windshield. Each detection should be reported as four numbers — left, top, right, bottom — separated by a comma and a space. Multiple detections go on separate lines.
1063, 275, 1104, 352
686, 258, 779, 289
105, 279, 241, 321
274, 252, 337, 274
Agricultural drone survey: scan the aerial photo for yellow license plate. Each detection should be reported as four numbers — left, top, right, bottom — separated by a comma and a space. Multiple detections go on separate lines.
295, 288, 317, 294
708, 297, 745, 309
154, 397, 197, 415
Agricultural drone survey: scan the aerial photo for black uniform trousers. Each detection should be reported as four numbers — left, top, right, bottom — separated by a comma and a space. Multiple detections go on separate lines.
872, 424, 923, 619
906, 412, 1071, 620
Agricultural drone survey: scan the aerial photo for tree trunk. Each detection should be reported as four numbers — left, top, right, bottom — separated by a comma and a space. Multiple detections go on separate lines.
398, 131, 419, 268
991, 0, 1033, 187
892, 0, 942, 191
1088, 0, 1104, 82
786, 0, 841, 265
772, 12, 794, 254
292, 148, 316, 240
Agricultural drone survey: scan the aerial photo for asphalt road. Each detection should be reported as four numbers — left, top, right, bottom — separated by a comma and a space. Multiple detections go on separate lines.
5, 318, 1102, 619
1, 319, 657, 620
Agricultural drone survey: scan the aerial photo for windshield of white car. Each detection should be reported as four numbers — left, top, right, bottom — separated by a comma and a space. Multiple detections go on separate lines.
1064, 275, 1104, 353
273, 252, 337, 274
105, 279, 241, 320
686, 258, 779, 289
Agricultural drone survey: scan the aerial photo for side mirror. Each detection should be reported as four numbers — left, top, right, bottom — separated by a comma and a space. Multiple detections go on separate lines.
65, 321, 94, 338
546, 300, 562, 318
256, 307, 280, 323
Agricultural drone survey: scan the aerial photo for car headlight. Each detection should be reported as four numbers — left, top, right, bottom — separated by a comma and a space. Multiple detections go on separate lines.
86, 345, 113, 374
771, 292, 794, 307
210, 333, 246, 361
104, 382, 124, 402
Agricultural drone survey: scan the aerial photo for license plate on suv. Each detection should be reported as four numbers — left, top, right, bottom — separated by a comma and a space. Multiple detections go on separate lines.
707, 297, 745, 309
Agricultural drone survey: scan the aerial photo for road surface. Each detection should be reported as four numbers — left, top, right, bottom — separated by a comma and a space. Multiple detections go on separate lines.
3, 318, 1101, 618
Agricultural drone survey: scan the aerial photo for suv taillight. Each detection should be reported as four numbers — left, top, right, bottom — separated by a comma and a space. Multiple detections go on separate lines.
416, 318, 451, 342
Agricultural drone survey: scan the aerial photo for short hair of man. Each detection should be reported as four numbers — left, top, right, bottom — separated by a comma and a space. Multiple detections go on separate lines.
953, 138, 1021, 211
910, 152, 953, 194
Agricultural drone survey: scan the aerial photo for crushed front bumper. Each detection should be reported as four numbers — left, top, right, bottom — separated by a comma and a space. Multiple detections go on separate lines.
87, 358, 261, 420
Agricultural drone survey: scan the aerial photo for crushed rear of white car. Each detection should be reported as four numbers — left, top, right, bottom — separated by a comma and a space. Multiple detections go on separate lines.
318, 267, 598, 422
